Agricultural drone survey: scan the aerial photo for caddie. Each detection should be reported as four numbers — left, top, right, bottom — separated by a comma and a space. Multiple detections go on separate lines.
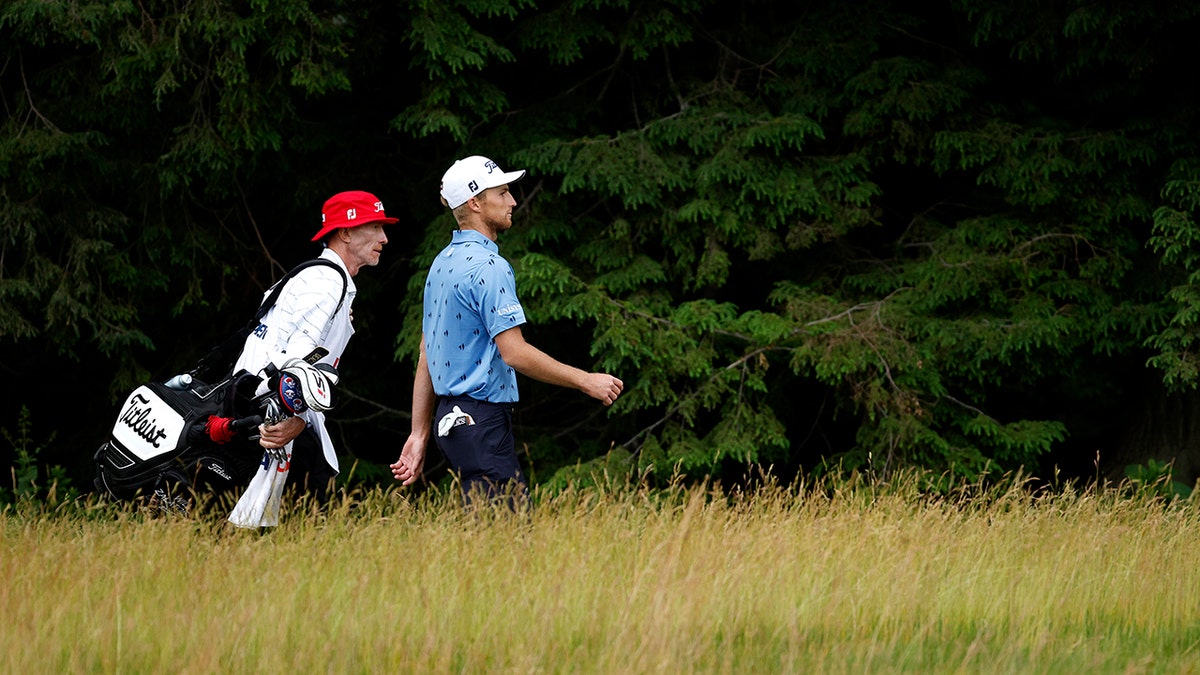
233, 190, 395, 505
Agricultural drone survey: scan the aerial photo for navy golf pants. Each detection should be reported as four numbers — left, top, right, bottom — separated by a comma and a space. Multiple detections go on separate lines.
434, 395, 527, 505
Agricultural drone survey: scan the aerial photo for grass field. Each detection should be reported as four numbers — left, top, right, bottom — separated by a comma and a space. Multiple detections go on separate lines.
3, 476, 1198, 673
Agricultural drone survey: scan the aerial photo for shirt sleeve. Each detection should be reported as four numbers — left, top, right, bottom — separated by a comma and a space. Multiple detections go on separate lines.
472, 255, 526, 339
271, 265, 345, 363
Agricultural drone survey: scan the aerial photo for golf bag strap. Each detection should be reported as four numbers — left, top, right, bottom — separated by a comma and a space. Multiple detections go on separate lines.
254, 258, 348, 322
193, 259, 348, 378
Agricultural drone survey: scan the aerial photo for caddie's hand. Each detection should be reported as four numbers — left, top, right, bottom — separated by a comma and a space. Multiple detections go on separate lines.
581, 373, 624, 407
259, 415, 306, 450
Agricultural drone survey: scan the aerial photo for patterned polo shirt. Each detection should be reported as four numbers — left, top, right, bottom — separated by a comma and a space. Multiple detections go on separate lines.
423, 229, 527, 402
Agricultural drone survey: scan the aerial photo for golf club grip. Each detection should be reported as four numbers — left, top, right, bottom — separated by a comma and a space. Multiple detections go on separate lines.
231, 414, 264, 432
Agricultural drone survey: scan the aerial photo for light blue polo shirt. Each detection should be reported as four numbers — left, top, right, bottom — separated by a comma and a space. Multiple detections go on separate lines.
424, 229, 527, 402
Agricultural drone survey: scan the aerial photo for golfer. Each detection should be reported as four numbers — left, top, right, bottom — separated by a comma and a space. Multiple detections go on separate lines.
390, 155, 623, 504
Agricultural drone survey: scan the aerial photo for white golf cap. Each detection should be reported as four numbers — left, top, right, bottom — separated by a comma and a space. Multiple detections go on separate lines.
440, 155, 527, 209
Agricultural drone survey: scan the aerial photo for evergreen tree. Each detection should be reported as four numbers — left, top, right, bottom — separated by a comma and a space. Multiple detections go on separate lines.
4, 0, 1200, 490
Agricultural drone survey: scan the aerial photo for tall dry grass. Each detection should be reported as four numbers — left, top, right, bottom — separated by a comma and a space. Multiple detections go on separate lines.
3, 476, 1198, 673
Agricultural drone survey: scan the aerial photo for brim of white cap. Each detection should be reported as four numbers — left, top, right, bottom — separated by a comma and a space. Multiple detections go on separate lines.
479, 168, 526, 194
444, 168, 527, 208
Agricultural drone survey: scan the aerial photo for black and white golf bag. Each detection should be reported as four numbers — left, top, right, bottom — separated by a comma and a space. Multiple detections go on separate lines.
93, 372, 268, 511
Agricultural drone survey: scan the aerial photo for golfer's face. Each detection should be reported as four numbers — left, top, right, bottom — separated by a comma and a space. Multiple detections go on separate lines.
479, 185, 516, 231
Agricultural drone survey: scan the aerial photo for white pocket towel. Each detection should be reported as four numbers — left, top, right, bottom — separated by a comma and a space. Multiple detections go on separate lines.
228, 448, 291, 529
437, 405, 475, 437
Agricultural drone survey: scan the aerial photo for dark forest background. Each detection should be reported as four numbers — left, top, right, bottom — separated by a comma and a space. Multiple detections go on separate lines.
5, 0, 1200, 498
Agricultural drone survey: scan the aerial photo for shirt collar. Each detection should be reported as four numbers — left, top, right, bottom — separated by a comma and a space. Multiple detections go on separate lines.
451, 229, 499, 253
318, 247, 357, 293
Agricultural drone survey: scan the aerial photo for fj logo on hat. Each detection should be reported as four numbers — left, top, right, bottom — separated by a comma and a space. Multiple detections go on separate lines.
468, 180, 478, 192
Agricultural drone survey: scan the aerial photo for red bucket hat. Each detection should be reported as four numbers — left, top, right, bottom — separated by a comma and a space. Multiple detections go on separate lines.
312, 190, 399, 242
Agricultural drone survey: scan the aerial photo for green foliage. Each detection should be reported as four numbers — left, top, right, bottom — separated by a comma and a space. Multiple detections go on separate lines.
1123, 459, 1194, 501
1147, 159, 1200, 390
1, 407, 74, 507
0, 0, 360, 393
493, 0, 1187, 483
395, 0, 532, 140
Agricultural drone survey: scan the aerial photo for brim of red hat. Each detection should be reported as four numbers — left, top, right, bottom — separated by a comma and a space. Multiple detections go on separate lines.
311, 216, 399, 242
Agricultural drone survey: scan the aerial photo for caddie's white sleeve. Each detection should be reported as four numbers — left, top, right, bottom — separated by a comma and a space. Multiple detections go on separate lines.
260, 266, 344, 372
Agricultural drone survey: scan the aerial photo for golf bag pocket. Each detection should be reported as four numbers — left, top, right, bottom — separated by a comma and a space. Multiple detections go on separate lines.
95, 379, 225, 498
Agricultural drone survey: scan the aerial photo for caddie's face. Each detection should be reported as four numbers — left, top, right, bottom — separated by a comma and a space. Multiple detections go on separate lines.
344, 222, 388, 271
477, 185, 517, 232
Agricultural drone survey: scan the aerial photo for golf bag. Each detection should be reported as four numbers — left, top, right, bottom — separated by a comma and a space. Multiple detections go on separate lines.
93, 373, 268, 510
93, 259, 347, 512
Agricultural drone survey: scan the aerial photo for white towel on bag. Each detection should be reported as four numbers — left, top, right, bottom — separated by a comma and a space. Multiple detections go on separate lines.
228, 446, 291, 528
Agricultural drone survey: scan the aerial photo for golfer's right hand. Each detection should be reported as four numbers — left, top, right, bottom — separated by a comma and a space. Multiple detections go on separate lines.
390, 437, 426, 486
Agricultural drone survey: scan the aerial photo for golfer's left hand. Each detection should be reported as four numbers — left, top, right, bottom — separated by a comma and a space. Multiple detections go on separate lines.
582, 373, 624, 406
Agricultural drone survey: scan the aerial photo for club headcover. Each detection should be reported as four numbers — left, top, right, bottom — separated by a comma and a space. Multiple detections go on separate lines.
276, 358, 339, 415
